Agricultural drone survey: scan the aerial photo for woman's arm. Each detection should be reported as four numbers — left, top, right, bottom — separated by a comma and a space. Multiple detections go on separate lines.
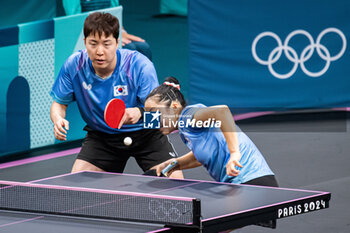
155, 151, 202, 176
193, 105, 243, 176
176, 151, 202, 170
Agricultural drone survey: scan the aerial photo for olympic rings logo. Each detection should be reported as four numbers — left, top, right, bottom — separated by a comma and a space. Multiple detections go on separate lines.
252, 28, 347, 79
149, 200, 190, 221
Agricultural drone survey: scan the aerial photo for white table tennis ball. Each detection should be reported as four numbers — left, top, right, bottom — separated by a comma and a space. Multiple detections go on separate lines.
123, 137, 132, 146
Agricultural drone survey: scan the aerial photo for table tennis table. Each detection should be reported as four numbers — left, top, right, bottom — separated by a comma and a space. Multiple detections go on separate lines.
0, 171, 330, 233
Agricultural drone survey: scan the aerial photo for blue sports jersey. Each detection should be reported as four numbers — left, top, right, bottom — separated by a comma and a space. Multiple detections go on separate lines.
50, 49, 158, 133
178, 104, 274, 183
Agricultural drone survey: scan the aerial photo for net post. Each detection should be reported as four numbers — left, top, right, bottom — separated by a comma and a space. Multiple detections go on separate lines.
192, 199, 201, 228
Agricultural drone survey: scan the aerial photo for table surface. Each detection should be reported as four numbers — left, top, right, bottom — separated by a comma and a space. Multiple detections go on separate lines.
0, 171, 331, 233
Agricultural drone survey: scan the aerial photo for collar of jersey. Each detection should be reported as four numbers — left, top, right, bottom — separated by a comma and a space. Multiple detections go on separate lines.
88, 49, 121, 81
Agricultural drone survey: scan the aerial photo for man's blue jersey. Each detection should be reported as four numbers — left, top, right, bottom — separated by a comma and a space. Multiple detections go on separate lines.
51, 49, 158, 133
178, 104, 274, 183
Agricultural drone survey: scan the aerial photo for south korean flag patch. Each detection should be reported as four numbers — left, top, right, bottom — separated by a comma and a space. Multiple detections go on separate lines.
114, 85, 128, 96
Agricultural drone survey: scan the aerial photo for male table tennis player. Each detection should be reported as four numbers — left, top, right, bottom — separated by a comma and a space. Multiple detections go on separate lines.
50, 12, 183, 178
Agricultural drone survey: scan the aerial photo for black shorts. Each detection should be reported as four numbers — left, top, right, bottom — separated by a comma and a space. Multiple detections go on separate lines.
77, 127, 178, 173
243, 175, 279, 228
243, 175, 279, 187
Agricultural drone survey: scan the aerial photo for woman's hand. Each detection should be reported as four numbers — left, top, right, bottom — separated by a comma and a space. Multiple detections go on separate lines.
226, 151, 243, 176
155, 159, 177, 177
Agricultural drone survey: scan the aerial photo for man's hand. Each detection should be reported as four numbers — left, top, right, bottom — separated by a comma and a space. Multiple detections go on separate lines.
226, 151, 243, 176
121, 29, 145, 46
118, 107, 142, 129
53, 118, 69, 141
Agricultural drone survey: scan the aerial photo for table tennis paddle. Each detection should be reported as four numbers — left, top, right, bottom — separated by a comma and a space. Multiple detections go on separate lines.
104, 98, 126, 128
143, 169, 165, 177
161, 160, 178, 177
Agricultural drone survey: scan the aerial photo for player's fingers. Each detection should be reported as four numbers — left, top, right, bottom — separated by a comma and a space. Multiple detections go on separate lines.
54, 125, 67, 140
226, 165, 232, 176
231, 163, 240, 175
127, 116, 136, 124
54, 131, 66, 141
132, 116, 141, 124
155, 162, 166, 176
159, 159, 175, 176
55, 124, 67, 136
227, 170, 236, 177
167, 170, 174, 177
229, 171, 239, 177
127, 34, 145, 42
228, 167, 238, 176
124, 109, 141, 125
118, 113, 127, 129
54, 125, 66, 136
156, 167, 162, 176
63, 119, 69, 130
231, 169, 239, 176
56, 123, 67, 134
122, 37, 132, 45
236, 161, 243, 168
56, 135, 67, 141
227, 164, 239, 176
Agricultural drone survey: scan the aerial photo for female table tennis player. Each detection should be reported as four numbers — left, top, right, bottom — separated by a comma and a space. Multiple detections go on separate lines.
146, 77, 278, 187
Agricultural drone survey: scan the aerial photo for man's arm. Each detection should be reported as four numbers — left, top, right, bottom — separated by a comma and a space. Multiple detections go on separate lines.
119, 54, 158, 128
50, 101, 69, 141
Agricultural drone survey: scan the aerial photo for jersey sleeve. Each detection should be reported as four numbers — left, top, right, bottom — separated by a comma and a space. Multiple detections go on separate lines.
179, 104, 207, 133
50, 59, 75, 105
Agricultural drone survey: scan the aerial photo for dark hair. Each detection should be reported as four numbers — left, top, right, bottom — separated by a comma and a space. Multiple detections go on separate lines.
146, 76, 186, 107
84, 12, 119, 41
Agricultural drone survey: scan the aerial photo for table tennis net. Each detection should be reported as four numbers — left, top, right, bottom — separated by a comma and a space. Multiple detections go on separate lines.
0, 181, 199, 225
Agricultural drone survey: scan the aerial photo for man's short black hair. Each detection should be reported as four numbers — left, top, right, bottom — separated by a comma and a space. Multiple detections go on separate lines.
84, 12, 119, 40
